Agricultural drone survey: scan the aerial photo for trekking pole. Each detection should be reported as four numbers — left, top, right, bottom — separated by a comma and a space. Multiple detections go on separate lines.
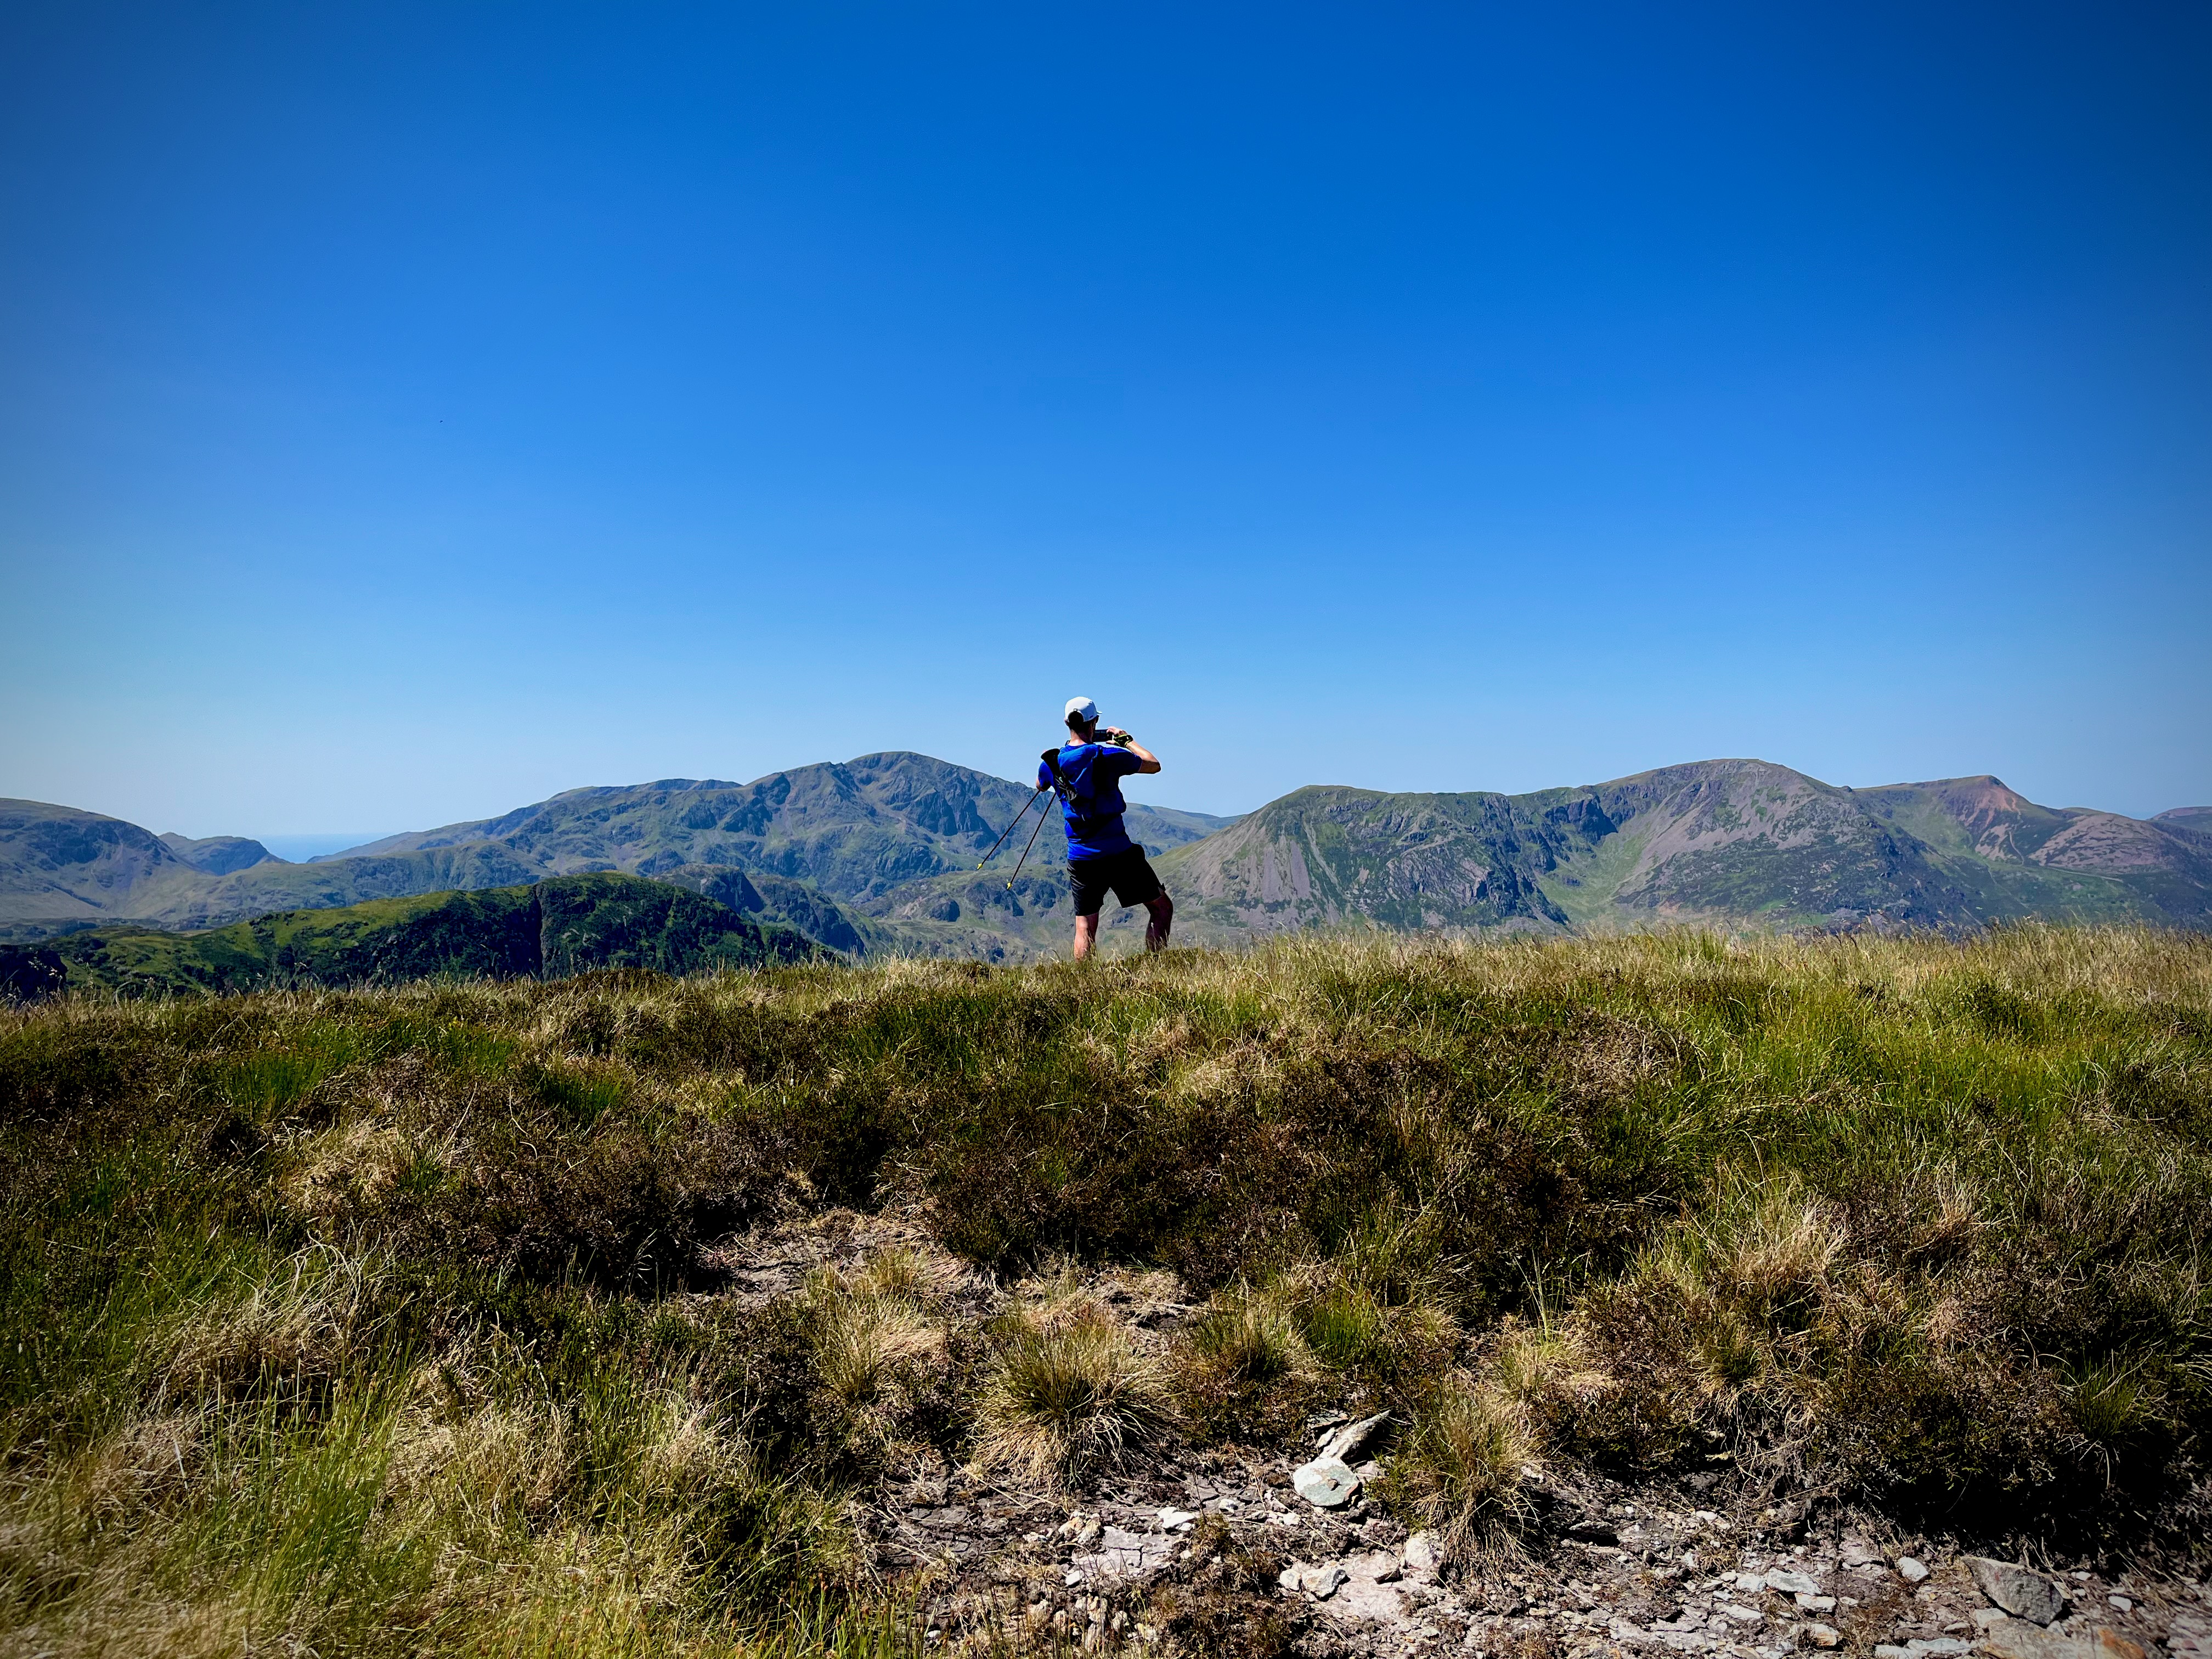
1006, 794, 1060, 890
975, 788, 1047, 870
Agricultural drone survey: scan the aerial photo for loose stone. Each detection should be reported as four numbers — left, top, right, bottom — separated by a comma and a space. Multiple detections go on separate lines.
1294, 1454, 1362, 1509
1966, 1558, 2069, 1627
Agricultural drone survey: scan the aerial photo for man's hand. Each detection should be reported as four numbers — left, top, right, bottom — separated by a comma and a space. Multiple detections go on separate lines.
1101, 726, 1133, 745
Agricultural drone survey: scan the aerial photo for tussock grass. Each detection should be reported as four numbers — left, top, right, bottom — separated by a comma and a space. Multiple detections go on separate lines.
975, 1308, 1176, 1487
1185, 1294, 1303, 1386
3, 924, 2210, 1649
1381, 1376, 1534, 1556
802, 1246, 960, 1463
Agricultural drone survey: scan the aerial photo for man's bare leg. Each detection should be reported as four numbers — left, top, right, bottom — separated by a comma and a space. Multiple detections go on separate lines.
1073, 913, 1101, 960
1144, 893, 1173, 952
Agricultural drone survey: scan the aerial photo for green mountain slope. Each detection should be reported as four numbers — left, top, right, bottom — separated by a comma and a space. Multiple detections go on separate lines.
0, 873, 820, 1001
651, 865, 885, 958
0, 798, 210, 928
1158, 760, 2212, 948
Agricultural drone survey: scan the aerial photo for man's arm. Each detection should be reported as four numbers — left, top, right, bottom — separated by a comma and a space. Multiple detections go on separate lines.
1104, 729, 1162, 775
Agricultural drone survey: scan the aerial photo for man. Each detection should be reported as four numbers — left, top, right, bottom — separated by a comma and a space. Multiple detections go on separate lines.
1038, 696, 1173, 960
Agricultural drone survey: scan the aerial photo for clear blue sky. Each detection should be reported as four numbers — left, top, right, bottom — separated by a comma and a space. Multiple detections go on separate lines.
3, 1, 2207, 837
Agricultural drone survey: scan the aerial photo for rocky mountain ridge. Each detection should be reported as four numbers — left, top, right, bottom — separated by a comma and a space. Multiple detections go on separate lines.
1159, 763, 2212, 947
314, 753, 1229, 897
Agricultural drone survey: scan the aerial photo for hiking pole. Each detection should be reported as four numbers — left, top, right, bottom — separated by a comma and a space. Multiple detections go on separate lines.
975, 788, 1047, 870
1006, 794, 1060, 890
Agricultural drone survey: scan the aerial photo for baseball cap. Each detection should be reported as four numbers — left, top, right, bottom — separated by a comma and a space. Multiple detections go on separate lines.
1064, 696, 1100, 725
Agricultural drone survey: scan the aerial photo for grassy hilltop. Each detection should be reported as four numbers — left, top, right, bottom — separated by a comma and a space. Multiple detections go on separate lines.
2, 928, 2209, 1656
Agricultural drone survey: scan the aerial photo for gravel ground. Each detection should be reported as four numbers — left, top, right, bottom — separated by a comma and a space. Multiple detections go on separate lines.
883, 1458, 2211, 1658
712, 1213, 2210, 1658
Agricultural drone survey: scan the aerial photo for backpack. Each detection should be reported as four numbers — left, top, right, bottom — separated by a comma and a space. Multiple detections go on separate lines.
1039, 744, 1112, 831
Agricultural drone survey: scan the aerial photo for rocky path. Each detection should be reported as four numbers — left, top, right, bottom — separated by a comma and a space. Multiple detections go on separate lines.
707, 1214, 2208, 1658
890, 1452, 2209, 1658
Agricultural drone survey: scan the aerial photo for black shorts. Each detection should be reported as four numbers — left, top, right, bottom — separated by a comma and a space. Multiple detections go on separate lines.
1068, 847, 1164, 917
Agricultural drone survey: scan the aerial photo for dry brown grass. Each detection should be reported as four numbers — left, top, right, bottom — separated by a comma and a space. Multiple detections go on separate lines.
974, 1302, 1176, 1488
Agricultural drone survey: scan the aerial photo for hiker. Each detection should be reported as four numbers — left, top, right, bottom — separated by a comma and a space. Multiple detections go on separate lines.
1039, 697, 1172, 960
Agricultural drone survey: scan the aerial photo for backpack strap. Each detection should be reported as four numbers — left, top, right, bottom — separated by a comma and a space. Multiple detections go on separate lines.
1040, 746, 1099, 825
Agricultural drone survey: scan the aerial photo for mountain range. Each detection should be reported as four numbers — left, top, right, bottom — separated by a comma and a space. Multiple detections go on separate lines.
0, 754, 1229, 947
1158, 763, 2212, 946
3, 755, 2206, 970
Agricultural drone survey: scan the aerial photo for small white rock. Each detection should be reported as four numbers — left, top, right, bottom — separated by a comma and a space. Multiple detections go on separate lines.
1344, 1550, 1401, 1583
1323, 1411, 1393, 1462
1898, 1558, 1931, 1584
1292, 1455, 1361, 1509
1304, 1565, 1350, 1600
1807, 1624, 1843, 1649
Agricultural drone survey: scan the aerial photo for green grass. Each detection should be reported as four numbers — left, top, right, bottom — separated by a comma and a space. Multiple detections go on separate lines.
2, 925, 2209, 1652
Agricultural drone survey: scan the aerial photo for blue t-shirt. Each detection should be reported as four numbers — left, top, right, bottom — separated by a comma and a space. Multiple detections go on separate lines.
1038, 742, 1144, 861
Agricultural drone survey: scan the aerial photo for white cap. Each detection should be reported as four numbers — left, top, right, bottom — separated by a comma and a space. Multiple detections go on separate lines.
1064, 696, 1100, 725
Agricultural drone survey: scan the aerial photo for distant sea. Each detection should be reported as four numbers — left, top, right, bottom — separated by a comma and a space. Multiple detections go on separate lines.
254, 833, 395, 864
